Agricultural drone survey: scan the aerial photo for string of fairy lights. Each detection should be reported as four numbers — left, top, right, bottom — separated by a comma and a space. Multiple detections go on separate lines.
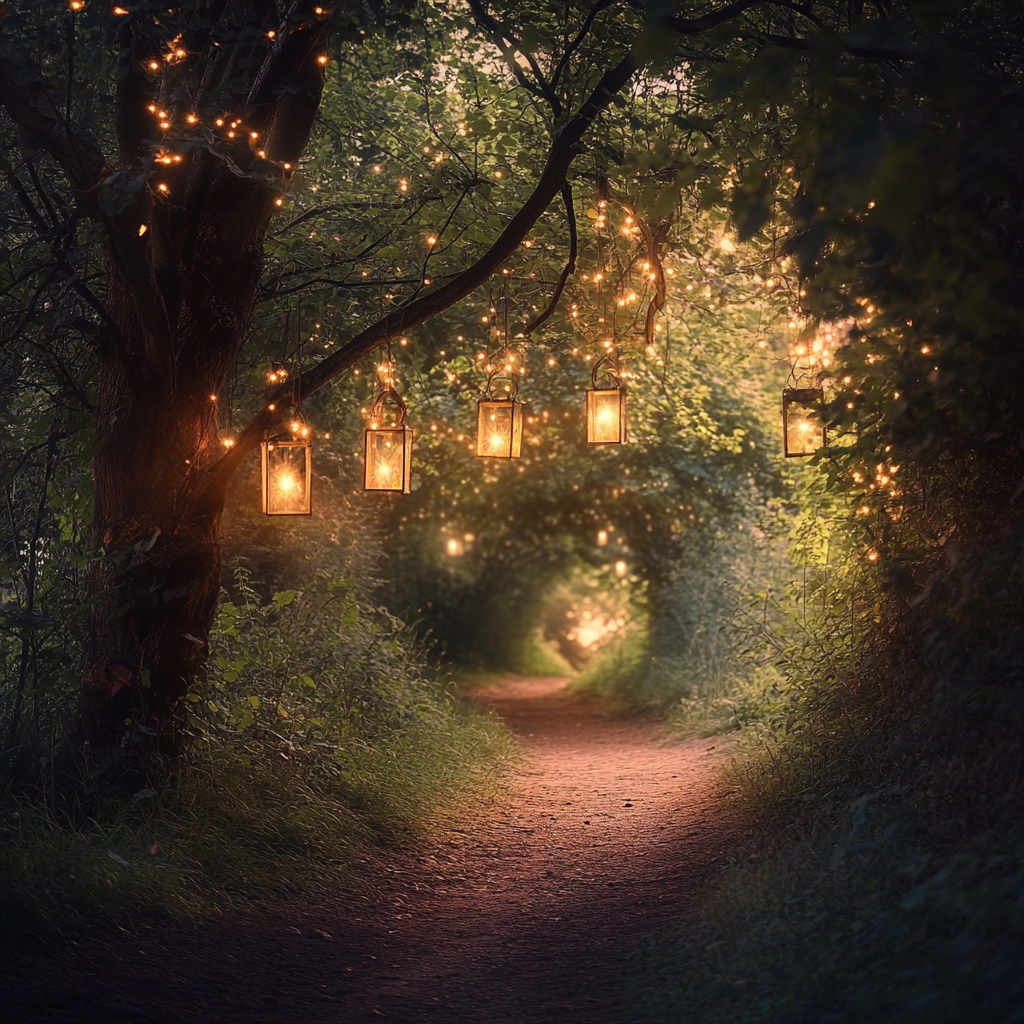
258, 204, 665, 516
67, 3, 899, 567
256, 204, 858, 526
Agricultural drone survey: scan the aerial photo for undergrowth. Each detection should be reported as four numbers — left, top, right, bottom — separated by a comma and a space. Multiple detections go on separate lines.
628, 482, 1024, 1022
0, 567, 515, 942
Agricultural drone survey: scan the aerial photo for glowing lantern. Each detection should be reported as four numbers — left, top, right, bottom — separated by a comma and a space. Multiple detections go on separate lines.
477, 373, 523, 459
782, 387, 825, 457
446, 537, 464, 557
261, 435, 312, 515
586, 357, 627, 445
364, 389, 413, 493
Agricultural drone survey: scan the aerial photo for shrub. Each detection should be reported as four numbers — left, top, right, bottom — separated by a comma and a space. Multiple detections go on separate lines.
0, 567, 514, 940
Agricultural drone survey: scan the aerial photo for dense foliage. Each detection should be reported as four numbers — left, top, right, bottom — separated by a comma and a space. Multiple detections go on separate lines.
4, 0, 1024, 1016
625, 3, 1024, 1020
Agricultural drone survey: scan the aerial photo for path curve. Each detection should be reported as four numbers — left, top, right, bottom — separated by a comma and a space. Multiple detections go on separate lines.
5, 677, 742, 1024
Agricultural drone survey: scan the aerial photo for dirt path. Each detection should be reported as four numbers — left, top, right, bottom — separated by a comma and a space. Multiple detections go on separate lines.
5, 678, 743, 1024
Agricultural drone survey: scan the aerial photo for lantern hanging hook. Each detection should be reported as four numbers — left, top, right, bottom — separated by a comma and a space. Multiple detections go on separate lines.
371, 386, 408, 428
484, 368, 520, 401
591, 352, 622, 390
502, 272, 511, 363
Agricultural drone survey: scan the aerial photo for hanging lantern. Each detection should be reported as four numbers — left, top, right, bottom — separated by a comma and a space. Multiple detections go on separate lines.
261, 431, 312, 515
586, 356, 628, 445
476, 372, 523, 459
364, 388, 413, 493
782, 387, 825, 457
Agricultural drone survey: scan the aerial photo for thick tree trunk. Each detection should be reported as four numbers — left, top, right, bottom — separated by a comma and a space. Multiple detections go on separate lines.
80, 379, 225, 760
79, 246, 259, 762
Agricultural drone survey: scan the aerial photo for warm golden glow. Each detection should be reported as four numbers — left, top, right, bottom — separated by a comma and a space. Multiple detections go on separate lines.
783, 388, 825, 457
476, 400, 523, 459
364, 428, 413, 493
262, 439, 311, 515
586, 388, 627, 445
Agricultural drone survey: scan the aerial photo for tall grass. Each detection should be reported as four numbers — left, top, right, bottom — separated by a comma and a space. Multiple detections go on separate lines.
0, 567, 515, 942
627, 472, 1024, 1023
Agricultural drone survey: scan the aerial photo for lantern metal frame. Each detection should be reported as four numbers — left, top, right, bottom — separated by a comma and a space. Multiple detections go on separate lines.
476, 371, 524, 459
261, 431, 313, 515
586, 355, 628, 445
782, 386, 826, 458
363, 388, 414, 493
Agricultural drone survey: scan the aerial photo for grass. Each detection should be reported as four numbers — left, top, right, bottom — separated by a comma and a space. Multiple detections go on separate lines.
0, 570, 518, 944
619, 530, 1024, 1023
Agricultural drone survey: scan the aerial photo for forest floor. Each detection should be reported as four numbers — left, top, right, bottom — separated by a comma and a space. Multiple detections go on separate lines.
3, 676, 744, 1024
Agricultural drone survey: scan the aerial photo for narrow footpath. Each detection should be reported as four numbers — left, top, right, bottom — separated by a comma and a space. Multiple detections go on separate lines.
5, 677, 744, 1024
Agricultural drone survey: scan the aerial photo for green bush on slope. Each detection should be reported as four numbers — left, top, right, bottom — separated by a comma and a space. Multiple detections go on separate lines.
0, 568, 514, 940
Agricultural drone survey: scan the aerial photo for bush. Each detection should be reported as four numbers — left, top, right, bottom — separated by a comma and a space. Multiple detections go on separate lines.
0, 567, 514, 941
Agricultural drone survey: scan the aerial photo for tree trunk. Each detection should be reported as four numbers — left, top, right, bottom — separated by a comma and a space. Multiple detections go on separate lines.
79, 246, 260, 763
80, 386, 224, 761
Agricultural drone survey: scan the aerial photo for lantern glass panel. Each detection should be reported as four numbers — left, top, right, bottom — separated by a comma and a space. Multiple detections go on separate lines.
586, 387, 628, 445
364, 427, 413, 492
261, 438, 312, 515
783, 388, 825, 457
477, 399, 523, 458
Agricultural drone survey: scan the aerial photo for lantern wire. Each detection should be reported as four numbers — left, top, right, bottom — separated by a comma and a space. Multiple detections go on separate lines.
502, 273, 510, 366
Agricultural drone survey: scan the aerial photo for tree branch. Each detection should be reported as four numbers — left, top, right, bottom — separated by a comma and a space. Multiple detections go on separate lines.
466, 0, 563, 117
208, 49, 642, 491
0, 58, 109, 218
634, 213, 666, 347
741, 29, 919, 61
247, 1, 329, 159
551, 0, 618, 92
523, 183, 578, 335
660, 0, 768, 35
113, 18, 162, 165
655, 0, 918, 62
